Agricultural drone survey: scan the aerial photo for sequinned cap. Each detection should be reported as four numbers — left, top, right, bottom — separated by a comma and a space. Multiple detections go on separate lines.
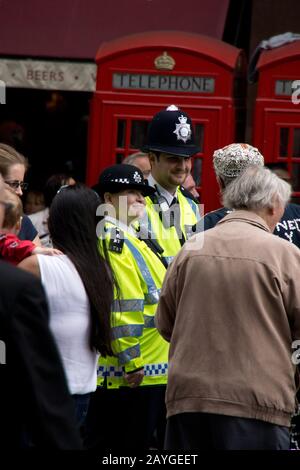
213, 143, 264, 178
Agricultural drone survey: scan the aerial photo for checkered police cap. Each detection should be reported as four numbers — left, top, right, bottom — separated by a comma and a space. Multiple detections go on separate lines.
213, 143, 264, 178
96, 164, 155, 197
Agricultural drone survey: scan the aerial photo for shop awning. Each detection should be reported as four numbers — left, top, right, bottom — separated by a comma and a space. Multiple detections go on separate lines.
0, 0, 229, 91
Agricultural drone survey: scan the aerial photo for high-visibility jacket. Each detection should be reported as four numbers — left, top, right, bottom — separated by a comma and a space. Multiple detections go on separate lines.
97, 220, 168, 389
138, 186, 200, 265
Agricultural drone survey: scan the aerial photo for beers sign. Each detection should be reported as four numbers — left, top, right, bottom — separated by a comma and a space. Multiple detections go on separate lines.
113, 73, 215, 93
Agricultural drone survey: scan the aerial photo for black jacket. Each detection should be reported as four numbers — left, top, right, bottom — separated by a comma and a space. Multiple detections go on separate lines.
203, 204, 300, 249
0, 261, 82, 449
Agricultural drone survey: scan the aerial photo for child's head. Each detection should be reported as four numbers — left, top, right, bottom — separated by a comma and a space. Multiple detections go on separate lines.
2, 188, 23, 233
24, 190, 45, 214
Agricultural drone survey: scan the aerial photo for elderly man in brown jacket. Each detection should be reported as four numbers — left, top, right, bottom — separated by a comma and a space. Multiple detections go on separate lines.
156, 165, 300, 450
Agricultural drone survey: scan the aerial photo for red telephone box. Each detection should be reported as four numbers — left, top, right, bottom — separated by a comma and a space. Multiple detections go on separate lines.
253, 41, 300, 201
87, 31, 246, 211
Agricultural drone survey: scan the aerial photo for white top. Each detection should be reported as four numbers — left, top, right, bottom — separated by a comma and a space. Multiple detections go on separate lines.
148, 174, 177, 206
37, 254, 99, 395
29, 208, 51, 247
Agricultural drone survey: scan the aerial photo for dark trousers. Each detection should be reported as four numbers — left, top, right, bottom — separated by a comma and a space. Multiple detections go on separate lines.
84, 385, 166, 450
165, 412, 290, 450
72, 393, 90, 428
290, 391, 300, 449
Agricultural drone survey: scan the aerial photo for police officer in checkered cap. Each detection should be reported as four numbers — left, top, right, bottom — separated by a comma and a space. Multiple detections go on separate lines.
97, 164, 155, 197
140, 105, 201, 265
86, 163, 169, 451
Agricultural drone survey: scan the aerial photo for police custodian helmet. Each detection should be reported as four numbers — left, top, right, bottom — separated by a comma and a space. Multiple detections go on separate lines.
142, 105, 200, 157
97, 164, 155, 197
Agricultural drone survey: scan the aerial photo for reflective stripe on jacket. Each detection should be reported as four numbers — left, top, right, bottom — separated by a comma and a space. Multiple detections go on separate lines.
97, 221, 168, 389
141, 188, 200, 265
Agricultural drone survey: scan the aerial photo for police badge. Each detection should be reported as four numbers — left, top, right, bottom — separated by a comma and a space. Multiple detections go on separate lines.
173, 114, 191, 143
133, 171, 142, 183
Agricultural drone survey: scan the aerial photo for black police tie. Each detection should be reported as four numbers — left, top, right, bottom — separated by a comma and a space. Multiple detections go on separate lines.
170, 197, 185, 246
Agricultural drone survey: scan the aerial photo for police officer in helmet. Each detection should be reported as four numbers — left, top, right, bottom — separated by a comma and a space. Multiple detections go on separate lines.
141, 105, 201, 265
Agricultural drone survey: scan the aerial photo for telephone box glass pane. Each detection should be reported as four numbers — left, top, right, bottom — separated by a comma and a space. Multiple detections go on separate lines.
130, 121, 149, 149
293, 129, 300, 157
195, 124, 204, 153
193, 158, 202, 187
117, 120, 126, 148
116, 153, 123, 164
292, 163, 300, 191
279, 128, 289, 157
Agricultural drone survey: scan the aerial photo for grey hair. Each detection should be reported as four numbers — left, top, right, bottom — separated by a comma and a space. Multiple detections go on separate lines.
218, 174, 236, 188
222, 165, 291, 210
123, 152, 149, 165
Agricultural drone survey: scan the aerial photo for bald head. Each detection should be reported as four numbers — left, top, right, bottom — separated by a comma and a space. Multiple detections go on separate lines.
123, 152, 151, 179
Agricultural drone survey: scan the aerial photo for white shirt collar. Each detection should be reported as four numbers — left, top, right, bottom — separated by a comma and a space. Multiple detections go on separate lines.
148, 174, 177, 206
105, 216, 137, 237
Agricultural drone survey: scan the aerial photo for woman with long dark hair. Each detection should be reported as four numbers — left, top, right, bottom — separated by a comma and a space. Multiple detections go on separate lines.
19, 184, 114, 428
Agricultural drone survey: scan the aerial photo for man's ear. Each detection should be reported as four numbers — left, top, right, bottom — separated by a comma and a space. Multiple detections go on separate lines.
103, 192, 112, 204
148, 152, 157, 165
267, 205, 276, 216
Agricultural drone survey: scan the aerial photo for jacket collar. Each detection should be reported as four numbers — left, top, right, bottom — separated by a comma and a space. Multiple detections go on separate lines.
104, 216, 137, 237
217, 209, 271, 233
148, 174, 178, 206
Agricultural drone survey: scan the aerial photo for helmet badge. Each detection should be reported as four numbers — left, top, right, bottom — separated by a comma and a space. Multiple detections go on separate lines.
133, 171, 142, 183
173, 114, 191, 143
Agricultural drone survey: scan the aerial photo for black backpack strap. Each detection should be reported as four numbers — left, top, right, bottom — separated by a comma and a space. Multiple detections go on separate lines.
179, 186, 199, 204
136, 225, 168, 269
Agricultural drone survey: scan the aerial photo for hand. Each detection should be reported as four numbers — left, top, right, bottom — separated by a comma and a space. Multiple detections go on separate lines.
33, 247, 63, 256
124, 368, 144, 388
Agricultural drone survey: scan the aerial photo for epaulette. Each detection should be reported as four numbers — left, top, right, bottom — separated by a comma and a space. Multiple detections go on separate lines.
179, 186, 199, 203
147, 188, 159, 204
108, 227, 124, 254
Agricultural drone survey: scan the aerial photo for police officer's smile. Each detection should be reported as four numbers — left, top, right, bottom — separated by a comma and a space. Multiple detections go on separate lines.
104, 189, 145, 225
150, 153, 191, 191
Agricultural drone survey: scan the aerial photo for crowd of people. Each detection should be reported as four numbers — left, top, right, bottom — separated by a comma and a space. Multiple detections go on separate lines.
0, 104, 300, 451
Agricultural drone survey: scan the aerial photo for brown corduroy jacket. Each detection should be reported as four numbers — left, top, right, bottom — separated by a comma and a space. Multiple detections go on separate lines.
156, 210, 300, 427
